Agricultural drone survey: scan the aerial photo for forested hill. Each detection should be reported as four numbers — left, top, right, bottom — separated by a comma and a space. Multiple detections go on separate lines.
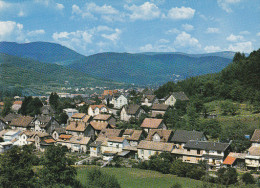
0, 53, 124, 96
69, 52, 232, 85
0, 42, 85, 65
155, 49, 260, 105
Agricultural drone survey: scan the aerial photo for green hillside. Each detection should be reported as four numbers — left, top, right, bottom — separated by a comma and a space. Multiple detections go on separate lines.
0, 53, 124, 96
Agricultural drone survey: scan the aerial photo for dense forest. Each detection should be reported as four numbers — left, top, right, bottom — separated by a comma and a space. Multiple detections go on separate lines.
155, 49, 260, 109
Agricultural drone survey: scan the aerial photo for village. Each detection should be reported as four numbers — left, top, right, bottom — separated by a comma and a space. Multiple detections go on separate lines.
0, 89, 259, 173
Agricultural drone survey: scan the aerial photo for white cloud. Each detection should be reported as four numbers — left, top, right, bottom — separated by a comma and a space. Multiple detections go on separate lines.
227, 41, 253, 53
174, 32, 201, 48
167, 6, 195, 20
217, 0, 241, 13
0, 1, 10, 9
72, 3, 123, 22
182, 24, 194, 31
52, 30, 93, 51
158, 39, 169, 44
0, 21, 24, 41
101, 28, 122, 42
18, 10, 25, 17
257, 32, 260, 37
56, 3, 64, 10
27, 29, 45, 36
165, 28, 180, 34
96, 25, 113, 32
125, 2, 161, 20
139, 42, 175, 52
206, 28, 220, 34
204, 45, 221, 53
226, 34, 244, 42
239, 30, 250, 35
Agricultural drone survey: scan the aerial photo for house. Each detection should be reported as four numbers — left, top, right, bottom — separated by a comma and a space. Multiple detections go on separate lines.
0, 141, 13, 153
164, 92, 189, 106
141, 95, 157, 107
0, 118, 7, 131
122, 129, 144, 147
88, 105, 108, 116
223, 152, 246, 169
3, 130, 21, 143
93, 114, 116, 126
9, 116, 35, 131
63, 108, 79, 118
1, 113, 21, 125
145, 129, 173, 143
66, 121, 95, 138
52, 128, 66, 140
30, 115, 60, 134
250, 129, 260, 146
170, 130, 207, 149
120, 104, 145, 122
89, 121, 113, 135
34, 132, 55, 152
151, 104, 170, 117
70, 113, 87, 121
180, 141, 231, 168
111, 94, 128, 109
11, 101, 22, 112
245, 146, 260, 170
68, 136, 92, 153
137, 140, 175, 160
41, 105, 54, 115
18, 131, 37, 146
140, 118, 167, 133
89, 129, 124, 157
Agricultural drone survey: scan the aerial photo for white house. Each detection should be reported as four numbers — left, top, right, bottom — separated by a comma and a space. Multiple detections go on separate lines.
164, 92, 189, 106
0, 141, 13, 153
88, 105, 108, 116
63, 108, 79, 118
112, 95, 128, 109
141, 95, 157, 107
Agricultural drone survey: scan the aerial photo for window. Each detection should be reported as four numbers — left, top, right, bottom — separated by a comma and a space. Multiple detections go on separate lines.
217, 151, 221, 154
187, 149, 190, 152
141, 149, 144, 155
197, 150, 200, 155
149, 150, 151, 155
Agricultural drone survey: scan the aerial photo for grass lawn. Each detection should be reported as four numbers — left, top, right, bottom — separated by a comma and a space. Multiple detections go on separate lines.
77, 166, 203, 188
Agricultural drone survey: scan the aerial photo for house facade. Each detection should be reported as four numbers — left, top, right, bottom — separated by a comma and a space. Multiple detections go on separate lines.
112, 95, 128, 109
120, 104, 145, 122
88, 105, 108, 116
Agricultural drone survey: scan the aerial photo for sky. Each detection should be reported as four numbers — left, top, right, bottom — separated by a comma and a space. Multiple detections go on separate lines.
0, 0, 259, 55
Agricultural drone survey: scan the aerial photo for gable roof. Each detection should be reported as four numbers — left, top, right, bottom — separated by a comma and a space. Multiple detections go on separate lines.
93, 114, 112, 121
171, 130, 205, 143
123, 129, 143, 141
223, 156, 236, 165
123, 104, 142, 115
140, 118, 163, 129
184, 141, 230, 152
169, 92, 189, 101
82, 115, 91, 123
66, 121, 87, 132
151, 104, 169, 111
89, 104, 107, 110
53, 127, 66, 134
90, 121, 109, 131
146, 129, 173, 142
69, 136, 91, 145
248, 146, 260, 156
71, 113, 86, 119
137, 140, 174, 152
250, 129, 260, 143
141, 95, 156, 102
108, 137, 125, 143
10, 116, 34, 127
99, 128, 123, 138
1, 113, 22, 122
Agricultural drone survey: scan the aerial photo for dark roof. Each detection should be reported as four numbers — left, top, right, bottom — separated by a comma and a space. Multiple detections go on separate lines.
41, 105, 54, 115
10, 116, 34, 127
124, 104, 141, 115
184, 140, 230, 152
171, 130, 205, 143
53, 128, 66, 134
90, 141, 103, 147
251, 129, 260, 143
171, 92, 189, 101
151, 104, 169, 111
1, 113, 21, 122
141, 95, 156, 102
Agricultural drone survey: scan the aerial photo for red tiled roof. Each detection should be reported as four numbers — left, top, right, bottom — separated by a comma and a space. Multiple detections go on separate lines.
59, 134, 72, 139
13, 101, 22, 105
44, 139, 56, 144
223, 156, 236, 165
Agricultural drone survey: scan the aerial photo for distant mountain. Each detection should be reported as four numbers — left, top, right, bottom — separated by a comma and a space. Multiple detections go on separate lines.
140, 51, 239, 59
0, 41, 85, 65
0, 53, 124, 95
69, 52, 232, 85
0, 41, 235, 86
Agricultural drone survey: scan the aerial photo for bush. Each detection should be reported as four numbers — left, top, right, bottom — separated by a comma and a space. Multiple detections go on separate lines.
86, 168, 121, 188
241, 172, 255, 185
217, 167, 238, 185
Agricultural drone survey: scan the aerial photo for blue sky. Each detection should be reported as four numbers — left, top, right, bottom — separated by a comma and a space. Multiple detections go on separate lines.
0, 0, 259, 55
